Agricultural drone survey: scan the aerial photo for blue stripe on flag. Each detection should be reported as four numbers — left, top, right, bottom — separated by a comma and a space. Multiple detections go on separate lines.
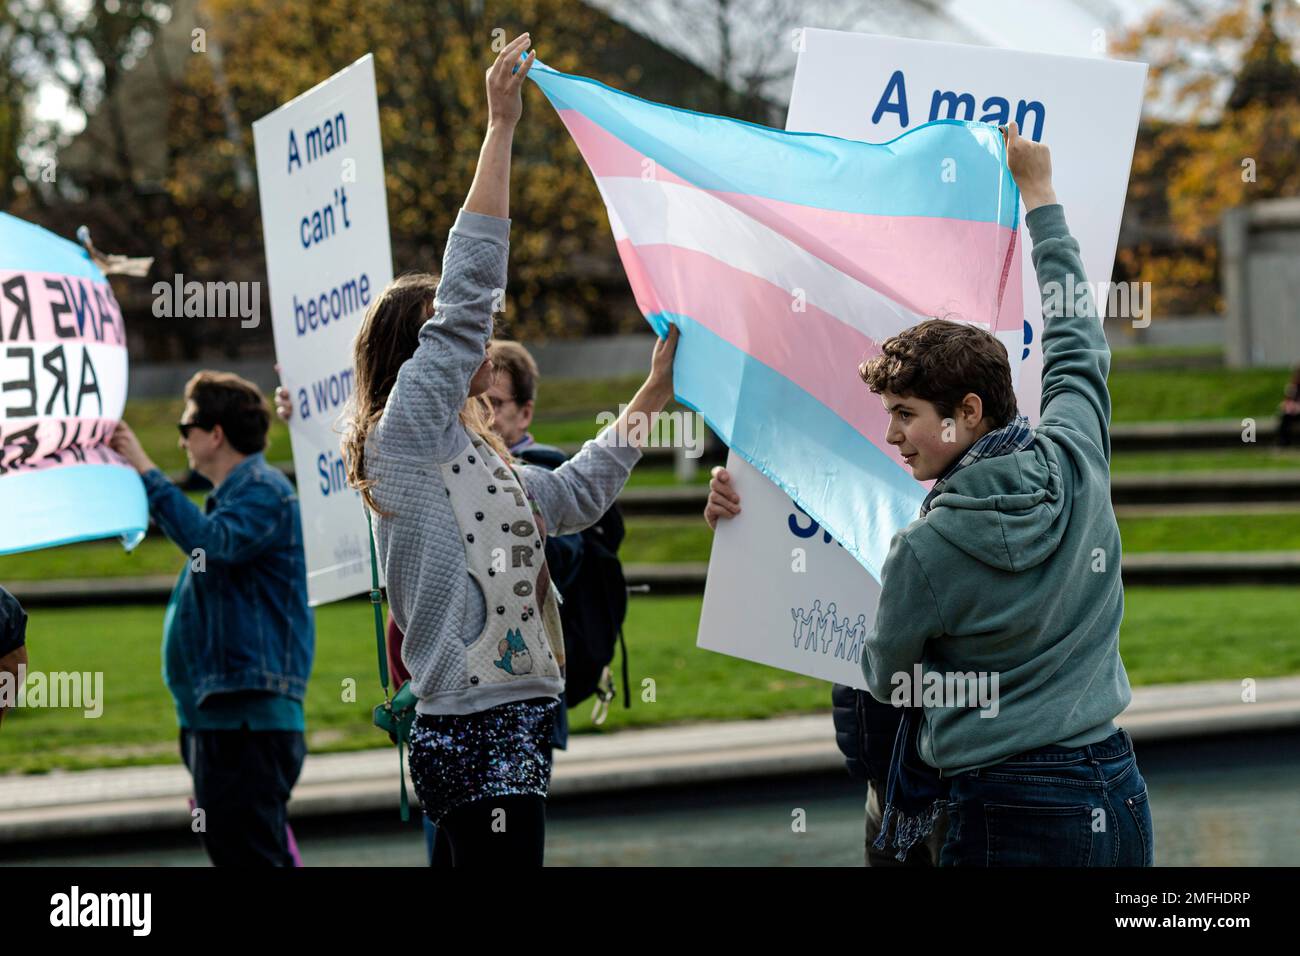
647, 312, 925, 581
0, 463, 148, 556
0, 213, 105, 281
530, 63, 1018, 229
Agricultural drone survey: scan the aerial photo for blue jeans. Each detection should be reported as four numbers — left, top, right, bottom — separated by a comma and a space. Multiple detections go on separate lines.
941, 728, 1154, 867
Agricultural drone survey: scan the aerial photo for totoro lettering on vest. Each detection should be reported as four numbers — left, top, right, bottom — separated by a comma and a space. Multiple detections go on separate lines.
512, 544, 533, 567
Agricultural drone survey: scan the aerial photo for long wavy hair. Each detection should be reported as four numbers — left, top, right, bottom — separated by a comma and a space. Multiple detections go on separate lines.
342, 272, 511, 514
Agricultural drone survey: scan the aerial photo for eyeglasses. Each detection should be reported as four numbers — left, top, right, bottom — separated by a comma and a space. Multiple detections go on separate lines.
177, 420, 211, 439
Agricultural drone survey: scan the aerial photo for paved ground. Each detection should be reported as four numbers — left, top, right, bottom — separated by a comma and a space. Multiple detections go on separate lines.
2, 676, 1298, 844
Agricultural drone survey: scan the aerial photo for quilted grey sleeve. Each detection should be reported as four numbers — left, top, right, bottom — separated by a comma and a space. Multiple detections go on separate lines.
372, 209, 509, 463
521, 429, 641, 536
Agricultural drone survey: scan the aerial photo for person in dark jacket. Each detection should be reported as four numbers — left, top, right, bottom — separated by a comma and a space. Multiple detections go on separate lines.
831, 683, 947, 866
1277, 365, 1300, 447
0, 586, 28, 729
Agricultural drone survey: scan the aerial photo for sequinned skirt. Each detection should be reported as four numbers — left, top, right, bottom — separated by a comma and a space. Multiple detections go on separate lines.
408, 697, 559, 824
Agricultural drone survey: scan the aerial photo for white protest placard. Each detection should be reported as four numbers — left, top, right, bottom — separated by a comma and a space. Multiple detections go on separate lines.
698, 30, 1146, 687
253, 54, 392, 606
701, 454, 884, 685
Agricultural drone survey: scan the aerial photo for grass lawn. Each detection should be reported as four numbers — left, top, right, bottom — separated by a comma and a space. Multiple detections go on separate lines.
118, 358, 1295, 473
2, 587, 1297, 775
531, 363, 1293, 431
1109, 345, 1224, 367
1109, 448, 1300, 473
3, 512, 1299, 584
1117, 513, 1300, 552
612, 514, 1300, 563
1107, 365, 1291, 423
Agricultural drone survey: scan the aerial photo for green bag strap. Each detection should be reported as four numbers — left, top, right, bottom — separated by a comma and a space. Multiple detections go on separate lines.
365, 507, 410, 822
366, 508, 390, 701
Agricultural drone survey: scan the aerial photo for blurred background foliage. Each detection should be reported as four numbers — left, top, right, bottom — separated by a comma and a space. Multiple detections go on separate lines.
3, 0, 1299, 339
3, 0, 762, 357
1113, 0, 1300, 317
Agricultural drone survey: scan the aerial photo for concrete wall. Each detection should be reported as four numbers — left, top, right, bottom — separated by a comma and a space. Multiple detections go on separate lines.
1222, 198, 1300, 369
1125, 314, 1224, 349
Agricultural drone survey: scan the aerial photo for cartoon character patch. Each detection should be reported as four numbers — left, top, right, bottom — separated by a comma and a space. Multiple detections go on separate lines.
494, 628, 534, 675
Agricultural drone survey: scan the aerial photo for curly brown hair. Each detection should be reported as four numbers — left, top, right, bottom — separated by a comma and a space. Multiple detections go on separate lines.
858, 318, 1017, 427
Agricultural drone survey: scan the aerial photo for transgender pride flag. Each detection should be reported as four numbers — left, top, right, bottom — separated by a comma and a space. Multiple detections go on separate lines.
530, 63, 1022, 580
0, 213, 148, 556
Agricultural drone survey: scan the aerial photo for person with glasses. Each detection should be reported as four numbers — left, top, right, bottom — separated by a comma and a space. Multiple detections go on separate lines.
110, 370, 314, 866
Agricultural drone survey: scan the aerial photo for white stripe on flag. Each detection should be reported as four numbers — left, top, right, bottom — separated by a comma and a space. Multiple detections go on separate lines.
593, 175, 930, 345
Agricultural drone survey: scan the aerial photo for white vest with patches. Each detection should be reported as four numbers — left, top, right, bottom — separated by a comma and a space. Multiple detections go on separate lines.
440, 435, 565, 695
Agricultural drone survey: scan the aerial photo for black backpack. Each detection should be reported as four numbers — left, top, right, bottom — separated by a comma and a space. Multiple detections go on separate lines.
519, 445, 630, 710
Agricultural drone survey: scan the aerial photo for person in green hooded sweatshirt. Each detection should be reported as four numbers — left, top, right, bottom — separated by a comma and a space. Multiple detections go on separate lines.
704, 120, 1153, 867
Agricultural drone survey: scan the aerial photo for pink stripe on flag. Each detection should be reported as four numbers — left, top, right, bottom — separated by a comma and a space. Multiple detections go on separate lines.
615, 238, 920, 477
0, 442, 128, 474
1, 417, 120, 468
559, 109, 1020, 329
0, 270, 126, 346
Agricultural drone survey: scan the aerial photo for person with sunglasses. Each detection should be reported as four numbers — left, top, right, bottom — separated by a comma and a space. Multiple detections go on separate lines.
110, 370, 314, 866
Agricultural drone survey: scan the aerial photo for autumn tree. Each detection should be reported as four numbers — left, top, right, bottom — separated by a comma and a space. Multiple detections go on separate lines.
11, 0, 727, 358
1, 16, 29, 210
1113, 0, 1300, 317
154, 0, 720, 352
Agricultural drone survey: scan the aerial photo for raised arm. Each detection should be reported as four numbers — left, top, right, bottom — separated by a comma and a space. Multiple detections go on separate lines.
372, 35, 535, 462
465, 34, 533, 218
142, 469, 290, 564
524, 327, 678, 536
1002, 121, 1112, 462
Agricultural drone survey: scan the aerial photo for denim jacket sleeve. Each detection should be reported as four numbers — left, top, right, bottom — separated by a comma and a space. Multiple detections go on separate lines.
141, 469, 285, 564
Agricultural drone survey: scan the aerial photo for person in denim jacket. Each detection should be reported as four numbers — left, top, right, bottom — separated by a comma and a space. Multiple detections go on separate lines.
112, 371, 314, 866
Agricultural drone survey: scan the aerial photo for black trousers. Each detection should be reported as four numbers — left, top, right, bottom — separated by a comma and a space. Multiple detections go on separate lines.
180, 727, 306, 866
1279, 412, 1300, 447
429, 794, 547, 867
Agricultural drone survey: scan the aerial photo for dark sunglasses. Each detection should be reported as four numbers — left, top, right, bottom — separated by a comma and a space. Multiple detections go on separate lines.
177, 420, 211, 439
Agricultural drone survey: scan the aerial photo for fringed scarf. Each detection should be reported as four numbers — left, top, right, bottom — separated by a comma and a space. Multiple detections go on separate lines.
872, 413, 1034, 861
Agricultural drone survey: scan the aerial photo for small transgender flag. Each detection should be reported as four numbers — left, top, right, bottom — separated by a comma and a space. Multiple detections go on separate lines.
0, 213, 148, 556
530, 63, 1022, 580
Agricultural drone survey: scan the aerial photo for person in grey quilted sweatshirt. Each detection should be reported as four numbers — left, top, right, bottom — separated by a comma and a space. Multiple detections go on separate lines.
342, 34, 678, 866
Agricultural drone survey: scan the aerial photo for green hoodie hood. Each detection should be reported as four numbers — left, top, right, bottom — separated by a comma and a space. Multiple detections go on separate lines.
921, 437, 1068, 573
